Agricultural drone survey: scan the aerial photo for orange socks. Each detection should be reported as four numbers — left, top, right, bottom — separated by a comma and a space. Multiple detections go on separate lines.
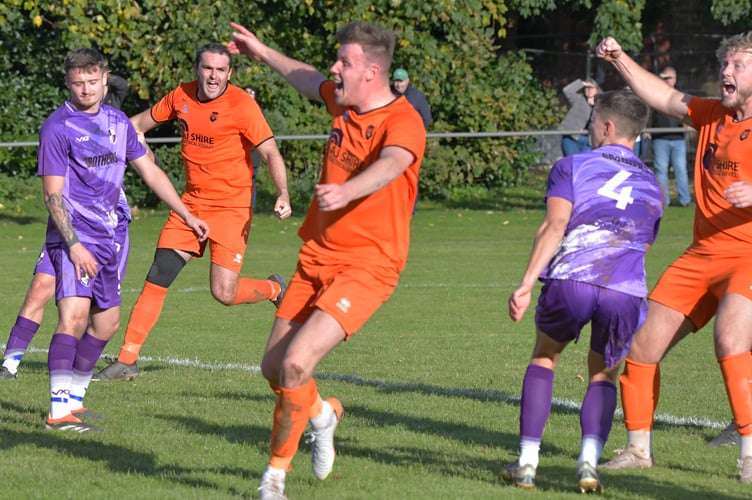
231, 277, 280, 305
269, 379, 318, 471
619, 358, 660, 431
719, 352, 752, 436
118, 281, 168, 365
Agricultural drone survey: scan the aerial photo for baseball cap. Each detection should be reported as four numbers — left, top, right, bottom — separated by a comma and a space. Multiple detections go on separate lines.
393, 68, 408, 81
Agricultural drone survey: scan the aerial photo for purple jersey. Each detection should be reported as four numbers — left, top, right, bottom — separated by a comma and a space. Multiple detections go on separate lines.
541, 144, 663, 297
37, 102, 144, 246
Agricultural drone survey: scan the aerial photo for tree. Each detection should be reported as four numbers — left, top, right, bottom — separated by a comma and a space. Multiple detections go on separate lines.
4, 0, 745, 210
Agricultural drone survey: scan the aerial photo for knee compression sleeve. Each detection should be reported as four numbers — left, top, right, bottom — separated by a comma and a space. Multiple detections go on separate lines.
145, 248, 187, 288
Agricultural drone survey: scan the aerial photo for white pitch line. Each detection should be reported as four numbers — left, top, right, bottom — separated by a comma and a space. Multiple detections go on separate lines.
9, 345, 728, 430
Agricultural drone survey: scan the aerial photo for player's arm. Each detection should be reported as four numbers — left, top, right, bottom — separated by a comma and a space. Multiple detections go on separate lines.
314, 145, 414, 212
255, 139, 292, 219
129, 155, 210, 241
228, 22, 326, 102
129, 110, 160, 164
508, 196, 572, 322
596, 37, 692, 125
42, 175, 99, 280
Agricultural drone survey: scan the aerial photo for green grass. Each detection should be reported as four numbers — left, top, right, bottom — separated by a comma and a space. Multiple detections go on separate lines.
0, 202, 746, 499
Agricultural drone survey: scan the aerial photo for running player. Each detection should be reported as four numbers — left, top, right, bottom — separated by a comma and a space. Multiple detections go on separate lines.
94, 43, 292, 381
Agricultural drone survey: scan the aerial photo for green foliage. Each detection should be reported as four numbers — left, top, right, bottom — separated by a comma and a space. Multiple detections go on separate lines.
710, 0, 752, 25
1, 0, 745, 211
588, 0, 646, 52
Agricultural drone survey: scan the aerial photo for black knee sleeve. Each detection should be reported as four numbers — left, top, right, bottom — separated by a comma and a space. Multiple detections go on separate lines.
145, 248, 187, 288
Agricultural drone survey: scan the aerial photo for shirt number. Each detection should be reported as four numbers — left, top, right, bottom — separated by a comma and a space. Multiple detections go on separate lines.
596, 170, 634, 210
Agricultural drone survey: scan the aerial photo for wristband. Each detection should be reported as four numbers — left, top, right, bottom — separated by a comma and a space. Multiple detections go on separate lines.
66, 236, 80, 247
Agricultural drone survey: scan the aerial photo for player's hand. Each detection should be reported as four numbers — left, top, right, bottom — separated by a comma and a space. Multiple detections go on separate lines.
274, 190, 292, 220
315, 183, 350, 212
508, 286, 533, 322
725, 182, 752, 208
185, 215, 210, 242
595, 37, 623, 62
228, 22, 265, 61
68, 242, 99, 281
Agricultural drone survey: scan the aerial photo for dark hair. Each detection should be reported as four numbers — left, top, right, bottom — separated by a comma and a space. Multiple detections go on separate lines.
64, 48, 108, 74
594, 90, 651, 140
336, 22, 395, 68
195, 42, 233, 69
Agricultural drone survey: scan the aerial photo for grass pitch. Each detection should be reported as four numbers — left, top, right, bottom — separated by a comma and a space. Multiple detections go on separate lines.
0, 203, 746, 499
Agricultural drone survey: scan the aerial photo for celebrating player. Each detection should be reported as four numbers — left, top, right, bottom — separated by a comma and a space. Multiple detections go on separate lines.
94, 43, 291, 381
596, 33, 752, 484
228, 20, 426, 498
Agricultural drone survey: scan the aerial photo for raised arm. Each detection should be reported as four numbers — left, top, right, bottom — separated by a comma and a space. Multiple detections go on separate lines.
596, 37, 692, 125
228, 22, 327, 102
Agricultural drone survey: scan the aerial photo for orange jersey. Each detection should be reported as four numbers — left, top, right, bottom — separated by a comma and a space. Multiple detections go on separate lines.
297, 80, 427, 270
150, 82, 274, 207
688, 97, 752, 254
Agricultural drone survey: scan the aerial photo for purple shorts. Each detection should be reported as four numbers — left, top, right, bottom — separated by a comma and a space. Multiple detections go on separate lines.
535, 279, 646, 367
46, 227, 130, 309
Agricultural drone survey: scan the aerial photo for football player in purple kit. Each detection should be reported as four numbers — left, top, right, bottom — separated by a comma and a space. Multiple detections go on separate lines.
504, 90, 663, 493
38, 47, 209, 432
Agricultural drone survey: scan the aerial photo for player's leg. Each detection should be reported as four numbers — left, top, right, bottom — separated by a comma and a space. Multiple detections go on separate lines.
2, 271, 55, 377
205, 205, 284, 307
209, 261, 283, 306
68, 305, 118, 418
47, 295, 90, 417
504, 279, 589, 489
714, 290, 752, 482
70, 250, 124, 416
94, 246, 190, 381
577, 288, 642, 491
603, 300, 694, 469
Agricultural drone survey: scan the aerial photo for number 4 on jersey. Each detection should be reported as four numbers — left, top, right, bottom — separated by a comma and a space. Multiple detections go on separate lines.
597, 170, 634, 209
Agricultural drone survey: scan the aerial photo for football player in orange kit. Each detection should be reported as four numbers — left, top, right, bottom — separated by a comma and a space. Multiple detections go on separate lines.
597, 33, 752, 484
229, 20, 426, 499
94, 43, 291, 381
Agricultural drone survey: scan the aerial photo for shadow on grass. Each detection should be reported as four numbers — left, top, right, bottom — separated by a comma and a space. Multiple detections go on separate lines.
0, 213, 45, 225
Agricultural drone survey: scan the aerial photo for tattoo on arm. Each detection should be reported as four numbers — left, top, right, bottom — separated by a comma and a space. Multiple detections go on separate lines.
45, 192, 78, 246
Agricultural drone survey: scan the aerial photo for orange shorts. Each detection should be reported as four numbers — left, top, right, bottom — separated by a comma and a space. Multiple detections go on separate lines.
157, 202, 252, 273
276, 256, 400, 337
649, 248, 752, 330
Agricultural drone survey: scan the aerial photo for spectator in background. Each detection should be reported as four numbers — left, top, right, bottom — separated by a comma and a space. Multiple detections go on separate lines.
392, 67, 432, 129
558, 78, 600, 157
651, 66, 692, 207
244, 85, 263, 210
103, 73, 129, 110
